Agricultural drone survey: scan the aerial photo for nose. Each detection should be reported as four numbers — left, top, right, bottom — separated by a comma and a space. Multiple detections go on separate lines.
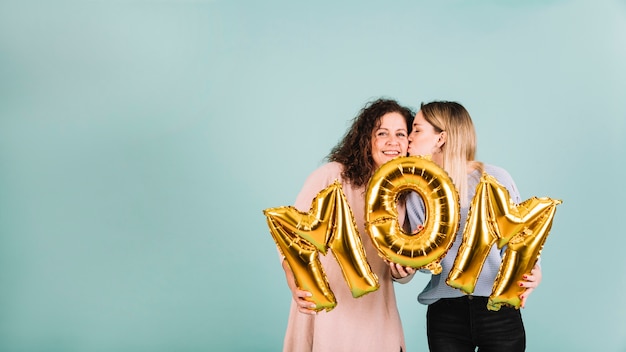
388, 136, 401, 145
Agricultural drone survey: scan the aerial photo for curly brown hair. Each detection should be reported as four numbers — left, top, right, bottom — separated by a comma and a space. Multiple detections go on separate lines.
327, 98, 414, 187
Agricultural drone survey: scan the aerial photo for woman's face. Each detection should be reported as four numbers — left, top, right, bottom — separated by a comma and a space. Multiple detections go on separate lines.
371, 112, 409, 169
408, 110, 442, 158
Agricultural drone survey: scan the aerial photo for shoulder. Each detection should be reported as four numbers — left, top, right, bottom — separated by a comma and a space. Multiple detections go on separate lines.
305, 162, 344, 184
482, 164, 521, 202
483, 164, 514, 183
294, 162, 345, 211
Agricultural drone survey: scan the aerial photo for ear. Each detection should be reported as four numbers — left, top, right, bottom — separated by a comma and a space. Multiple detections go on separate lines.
436, 131, 447, 148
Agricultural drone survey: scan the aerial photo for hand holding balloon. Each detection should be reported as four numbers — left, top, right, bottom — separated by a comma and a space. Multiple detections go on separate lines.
282, 260, 318, 315
387, 260, 416, 281
518, 264, 542, 308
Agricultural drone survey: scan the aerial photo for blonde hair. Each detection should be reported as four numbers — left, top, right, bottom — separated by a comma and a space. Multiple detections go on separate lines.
420, 101, 483, 207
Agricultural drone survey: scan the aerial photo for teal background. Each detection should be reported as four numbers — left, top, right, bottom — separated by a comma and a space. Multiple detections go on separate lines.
1, 0, 625, 351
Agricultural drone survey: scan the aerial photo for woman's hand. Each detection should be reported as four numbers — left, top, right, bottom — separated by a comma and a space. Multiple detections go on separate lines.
290, 288, 318, 315
518, 264, 542, 308
282, 260, 317, 315
387, 260, 416, 281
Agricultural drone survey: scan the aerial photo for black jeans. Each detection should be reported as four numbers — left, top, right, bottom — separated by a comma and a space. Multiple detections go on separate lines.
426, 296, 526, 352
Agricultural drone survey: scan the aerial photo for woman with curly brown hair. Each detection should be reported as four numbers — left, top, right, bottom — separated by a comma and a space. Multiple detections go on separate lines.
279, 98, 415, 352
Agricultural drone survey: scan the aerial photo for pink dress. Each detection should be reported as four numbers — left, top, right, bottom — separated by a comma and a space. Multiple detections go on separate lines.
282, 162, 406, 352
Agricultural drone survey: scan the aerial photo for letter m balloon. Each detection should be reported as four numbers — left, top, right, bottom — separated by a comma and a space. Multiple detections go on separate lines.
263, 181, 379, 312
446, 174, 561, 311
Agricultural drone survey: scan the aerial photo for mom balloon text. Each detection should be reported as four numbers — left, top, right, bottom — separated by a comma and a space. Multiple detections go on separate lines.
263, 156, 561, 312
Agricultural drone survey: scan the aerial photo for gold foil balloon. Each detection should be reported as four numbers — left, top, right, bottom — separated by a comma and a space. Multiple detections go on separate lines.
263, 181, 379, 312
446, 174, 562, 311
365, 156, 460, 273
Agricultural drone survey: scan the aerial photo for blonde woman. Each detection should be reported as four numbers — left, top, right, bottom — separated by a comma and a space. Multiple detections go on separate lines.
395, 101, 542, 351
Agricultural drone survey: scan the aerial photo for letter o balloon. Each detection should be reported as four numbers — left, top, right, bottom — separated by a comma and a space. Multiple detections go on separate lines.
365, 156, 460, 273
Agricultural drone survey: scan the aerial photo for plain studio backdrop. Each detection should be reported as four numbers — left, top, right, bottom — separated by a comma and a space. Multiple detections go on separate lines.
0, 0, 625, 351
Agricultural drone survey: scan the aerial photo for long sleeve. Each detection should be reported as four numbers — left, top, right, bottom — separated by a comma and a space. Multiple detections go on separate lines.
405, 191, 426, 233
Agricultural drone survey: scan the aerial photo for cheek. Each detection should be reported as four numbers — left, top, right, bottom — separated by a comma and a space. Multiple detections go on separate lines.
400, 140, 409, 153
371, 139, 381, 153
419, 136, 436, 148
410, 138, 433, 154
413, 146, 428, 155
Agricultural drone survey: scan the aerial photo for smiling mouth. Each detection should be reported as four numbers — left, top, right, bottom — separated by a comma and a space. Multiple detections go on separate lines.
383, 151, 400, 156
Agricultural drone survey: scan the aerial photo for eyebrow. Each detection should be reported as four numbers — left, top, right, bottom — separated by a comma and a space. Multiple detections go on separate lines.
379, 127, 408, 131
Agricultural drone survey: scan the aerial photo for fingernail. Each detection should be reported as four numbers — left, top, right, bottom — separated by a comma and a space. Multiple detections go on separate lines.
519, 282, 523, 286
523, 275, 528, 279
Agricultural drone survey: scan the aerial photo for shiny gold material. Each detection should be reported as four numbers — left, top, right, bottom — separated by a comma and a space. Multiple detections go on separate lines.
365, 156, 460, 273
446, 174, 561, 310
264, 181, 379, 312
